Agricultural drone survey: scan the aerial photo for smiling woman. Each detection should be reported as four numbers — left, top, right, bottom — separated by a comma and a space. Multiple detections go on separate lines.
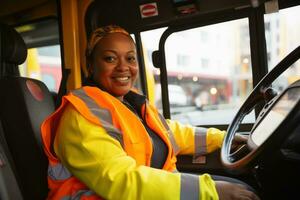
1, 0, 300, 199
40, 24, 259, 200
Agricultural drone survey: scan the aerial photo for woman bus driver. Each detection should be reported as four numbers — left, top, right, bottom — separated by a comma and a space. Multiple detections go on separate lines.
41, 25, 259, 200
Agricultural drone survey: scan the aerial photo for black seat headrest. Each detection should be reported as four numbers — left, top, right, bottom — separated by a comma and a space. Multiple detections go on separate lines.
0, 24, 27, 65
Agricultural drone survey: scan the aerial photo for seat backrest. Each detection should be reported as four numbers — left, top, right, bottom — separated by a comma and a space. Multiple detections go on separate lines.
0, 23, 54, 200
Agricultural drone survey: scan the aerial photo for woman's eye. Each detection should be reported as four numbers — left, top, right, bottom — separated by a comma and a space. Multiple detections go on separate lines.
104, 56, 116, 63
127, 56, 136, 63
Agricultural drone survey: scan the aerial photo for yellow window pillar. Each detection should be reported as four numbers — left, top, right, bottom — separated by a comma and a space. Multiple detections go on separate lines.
60, 0, 82, 90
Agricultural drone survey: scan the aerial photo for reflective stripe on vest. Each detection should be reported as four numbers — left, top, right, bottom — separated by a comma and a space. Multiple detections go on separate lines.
48, 163, 72, 181
61, 190, 97, 200
157, 113, 180, 154
194, 127, 207, 156
180, 173, 200, 200
72, 89, 124, 146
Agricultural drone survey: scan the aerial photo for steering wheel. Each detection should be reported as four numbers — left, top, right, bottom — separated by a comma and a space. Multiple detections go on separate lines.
221, 45, 300, 170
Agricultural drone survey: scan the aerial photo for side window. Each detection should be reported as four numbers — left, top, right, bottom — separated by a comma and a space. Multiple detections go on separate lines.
163, 19, 254, 125
265, 5, 300, 92
141, 20, 254, 126
17, 20, 62, 92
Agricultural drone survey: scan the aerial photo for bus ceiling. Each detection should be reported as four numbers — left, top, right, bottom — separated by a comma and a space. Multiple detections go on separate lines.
0, 0, 57, 26
85, 0, 274, 37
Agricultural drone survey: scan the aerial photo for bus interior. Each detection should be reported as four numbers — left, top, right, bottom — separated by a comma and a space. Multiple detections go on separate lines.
0, 0, 300, 199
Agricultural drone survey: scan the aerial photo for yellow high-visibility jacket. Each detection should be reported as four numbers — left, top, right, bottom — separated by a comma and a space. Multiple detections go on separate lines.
41, 86, 224, 200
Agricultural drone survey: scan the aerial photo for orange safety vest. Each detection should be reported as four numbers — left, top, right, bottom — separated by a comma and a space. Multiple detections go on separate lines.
41, 86, 180, 199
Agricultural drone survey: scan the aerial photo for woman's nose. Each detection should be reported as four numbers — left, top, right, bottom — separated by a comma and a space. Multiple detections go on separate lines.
116, 58, 129, 71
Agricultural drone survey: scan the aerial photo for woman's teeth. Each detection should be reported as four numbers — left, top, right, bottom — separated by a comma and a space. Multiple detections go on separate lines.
115, 77, 129, 81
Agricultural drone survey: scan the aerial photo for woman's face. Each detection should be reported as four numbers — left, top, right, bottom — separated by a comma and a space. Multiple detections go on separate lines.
91, 33, 138, 98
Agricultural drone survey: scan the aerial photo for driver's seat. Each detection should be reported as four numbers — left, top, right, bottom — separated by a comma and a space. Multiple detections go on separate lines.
0, 23, 54, 199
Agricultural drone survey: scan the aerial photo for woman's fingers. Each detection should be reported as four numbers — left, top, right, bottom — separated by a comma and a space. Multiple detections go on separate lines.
215, 181, 260, 200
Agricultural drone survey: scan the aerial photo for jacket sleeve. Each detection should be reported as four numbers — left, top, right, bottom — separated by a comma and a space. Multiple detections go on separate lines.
54, 105, 219, 200
166, 119, 225, 155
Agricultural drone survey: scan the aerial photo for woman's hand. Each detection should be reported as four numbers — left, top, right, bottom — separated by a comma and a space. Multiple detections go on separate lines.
232, 134, 248, 150
215, 181, 260, 200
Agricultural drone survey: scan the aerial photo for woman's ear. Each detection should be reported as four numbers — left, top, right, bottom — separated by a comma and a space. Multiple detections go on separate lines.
87, 61, 94, 78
